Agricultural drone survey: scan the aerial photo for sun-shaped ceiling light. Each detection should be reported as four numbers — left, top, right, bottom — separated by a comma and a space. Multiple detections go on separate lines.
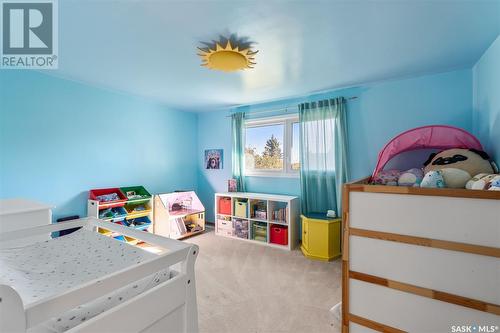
198, 35, 258, 72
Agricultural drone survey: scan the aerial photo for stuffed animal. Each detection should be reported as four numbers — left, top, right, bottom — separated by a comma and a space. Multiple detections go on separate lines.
423, 148, 495, 188
420, 170, 445, 188
398, 168, 424, 187
372, 169, 401, 186
487, 176, 500, 191
465, 173, 496, 190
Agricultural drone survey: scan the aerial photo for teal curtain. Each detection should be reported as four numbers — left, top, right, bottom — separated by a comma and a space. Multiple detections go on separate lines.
231, 112, 246, 192
299, 97, 349, 216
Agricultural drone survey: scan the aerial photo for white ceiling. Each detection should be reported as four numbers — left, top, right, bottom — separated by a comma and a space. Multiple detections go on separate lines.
49, 0, 499, 111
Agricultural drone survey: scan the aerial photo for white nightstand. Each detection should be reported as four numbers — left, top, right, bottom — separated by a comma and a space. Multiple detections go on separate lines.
0, 199, 53, 247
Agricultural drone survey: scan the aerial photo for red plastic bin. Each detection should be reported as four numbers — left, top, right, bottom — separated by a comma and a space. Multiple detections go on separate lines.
270, 224, 288, 246
89, 188, 128, 208
218, 197, 232, 215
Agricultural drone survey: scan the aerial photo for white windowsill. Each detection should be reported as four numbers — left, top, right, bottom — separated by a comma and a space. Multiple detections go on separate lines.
244, 171, 300, 179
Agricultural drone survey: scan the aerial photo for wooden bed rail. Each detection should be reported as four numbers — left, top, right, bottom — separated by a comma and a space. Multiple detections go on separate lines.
346, 177, 500, 200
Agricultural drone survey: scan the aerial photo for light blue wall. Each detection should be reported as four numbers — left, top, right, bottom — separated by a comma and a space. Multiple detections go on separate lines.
473, 36, 500, 166
348, 69, 473, 179
196, 111, 232, 223
0, 68, 476, 224
197, 69, 473, 221
0, 71, 198, 221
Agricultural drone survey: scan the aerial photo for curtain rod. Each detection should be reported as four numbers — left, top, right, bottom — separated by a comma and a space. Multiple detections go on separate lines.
226, 96, 358, 118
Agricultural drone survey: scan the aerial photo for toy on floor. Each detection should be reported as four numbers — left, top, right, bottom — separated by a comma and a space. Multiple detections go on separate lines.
398, 168, 424, 187
421, 170, 445, 188
423, 148, 495, 188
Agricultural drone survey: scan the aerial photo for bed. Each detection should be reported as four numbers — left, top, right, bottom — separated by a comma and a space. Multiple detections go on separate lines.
341, 178, 500, 332
0, 217, 199, 333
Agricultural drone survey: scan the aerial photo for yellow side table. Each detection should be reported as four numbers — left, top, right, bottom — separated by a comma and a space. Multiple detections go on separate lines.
300, 215, 341, 261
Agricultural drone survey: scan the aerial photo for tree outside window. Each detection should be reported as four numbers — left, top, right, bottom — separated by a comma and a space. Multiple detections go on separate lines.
244, 116, 299, 177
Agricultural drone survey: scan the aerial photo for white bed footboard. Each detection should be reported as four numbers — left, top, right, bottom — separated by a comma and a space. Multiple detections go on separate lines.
0, 218, 199, 333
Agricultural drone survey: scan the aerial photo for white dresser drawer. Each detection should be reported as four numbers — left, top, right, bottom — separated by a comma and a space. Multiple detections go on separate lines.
349, 192, 500, 247
350, 279, 500, 333
350, 236, 500, 304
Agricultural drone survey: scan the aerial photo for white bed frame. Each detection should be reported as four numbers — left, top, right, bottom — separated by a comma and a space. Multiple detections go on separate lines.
0, 217, 199, 333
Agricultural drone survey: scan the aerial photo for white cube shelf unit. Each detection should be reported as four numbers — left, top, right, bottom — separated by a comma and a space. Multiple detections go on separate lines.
214, 192, 299, 250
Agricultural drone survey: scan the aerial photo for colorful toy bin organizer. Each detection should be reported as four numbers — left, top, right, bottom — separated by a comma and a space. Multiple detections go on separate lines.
89, 186, 153, 244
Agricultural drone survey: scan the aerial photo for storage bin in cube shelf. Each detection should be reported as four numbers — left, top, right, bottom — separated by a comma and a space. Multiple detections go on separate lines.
233, 218, 249, 239
120, 186, 151, 204
89, 188, 127, 208
252, 222, 267, 242
270, 224, 288, 246
218, 197, 232, 215
234, 198, 248, 218
217, 218, 233, 237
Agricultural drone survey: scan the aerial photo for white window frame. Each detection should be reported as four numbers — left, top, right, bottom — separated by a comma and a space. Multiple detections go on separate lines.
244, 114, 299, 178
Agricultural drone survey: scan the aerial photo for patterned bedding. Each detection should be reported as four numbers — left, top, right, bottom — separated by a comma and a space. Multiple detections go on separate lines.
0, 229, 171, 332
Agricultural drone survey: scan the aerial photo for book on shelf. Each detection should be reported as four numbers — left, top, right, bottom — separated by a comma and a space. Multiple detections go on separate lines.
272, 208, 287, 222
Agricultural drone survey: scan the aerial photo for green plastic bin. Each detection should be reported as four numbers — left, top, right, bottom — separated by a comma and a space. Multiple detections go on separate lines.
252, 222, 267, 242
120, 186, 152, 204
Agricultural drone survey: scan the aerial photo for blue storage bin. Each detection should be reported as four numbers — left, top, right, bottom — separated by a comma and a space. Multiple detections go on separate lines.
122, 216, 151, 231
113, 235, 127, 242
99, 206, 127, 222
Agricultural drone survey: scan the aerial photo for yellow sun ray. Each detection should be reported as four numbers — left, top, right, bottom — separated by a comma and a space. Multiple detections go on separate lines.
197, 36, 258, 72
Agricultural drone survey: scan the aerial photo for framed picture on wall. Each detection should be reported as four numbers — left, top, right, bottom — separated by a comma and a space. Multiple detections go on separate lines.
228, 179, 237, 192
205, 149, 223, 169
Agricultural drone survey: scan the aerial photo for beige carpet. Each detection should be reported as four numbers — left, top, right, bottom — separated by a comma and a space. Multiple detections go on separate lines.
187, 227, 342, 333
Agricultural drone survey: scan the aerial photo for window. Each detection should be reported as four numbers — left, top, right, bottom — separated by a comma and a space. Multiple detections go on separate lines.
245, 115, 299, 177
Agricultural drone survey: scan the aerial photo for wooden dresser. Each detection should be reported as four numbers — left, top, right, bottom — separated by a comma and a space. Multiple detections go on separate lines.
342, 179, 500, 332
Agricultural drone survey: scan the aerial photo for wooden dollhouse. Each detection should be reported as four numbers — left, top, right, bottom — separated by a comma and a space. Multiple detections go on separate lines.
153, 191, 205, 240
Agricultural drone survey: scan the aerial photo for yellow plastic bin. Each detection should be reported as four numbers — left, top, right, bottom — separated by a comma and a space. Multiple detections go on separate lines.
300, 215, 341, 261
234, 198, 248, 218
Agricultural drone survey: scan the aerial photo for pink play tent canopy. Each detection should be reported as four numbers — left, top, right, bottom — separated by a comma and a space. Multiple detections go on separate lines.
372, 125, 484, 178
